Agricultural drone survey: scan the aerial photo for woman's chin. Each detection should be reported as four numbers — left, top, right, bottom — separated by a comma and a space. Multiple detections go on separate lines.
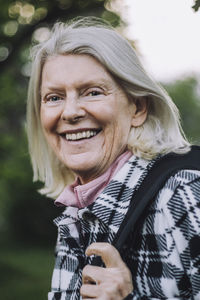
61, 152, 104, 180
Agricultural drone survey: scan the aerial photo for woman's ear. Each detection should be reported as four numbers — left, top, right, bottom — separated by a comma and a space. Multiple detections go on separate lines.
131, 97, 148, 127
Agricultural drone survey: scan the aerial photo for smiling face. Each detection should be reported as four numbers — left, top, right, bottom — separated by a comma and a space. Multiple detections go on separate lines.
40, 54, 147, 184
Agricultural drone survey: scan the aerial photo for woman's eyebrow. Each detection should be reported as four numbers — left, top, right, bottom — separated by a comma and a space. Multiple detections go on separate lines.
40, 78, 113, 97
42, 86, 66, 92
77, 78, 112, 90
42, 78, 109, 88
40, 87, 66, 99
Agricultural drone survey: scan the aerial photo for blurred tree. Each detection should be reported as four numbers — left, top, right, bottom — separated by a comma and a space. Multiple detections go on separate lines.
0, 0, 120, 246
164, 77, 200, 145
193, 0, 200, 11
0, 0, 120, 73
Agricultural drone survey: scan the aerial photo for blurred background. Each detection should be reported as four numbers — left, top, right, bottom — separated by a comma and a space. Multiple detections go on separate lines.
0, 0, 199, 299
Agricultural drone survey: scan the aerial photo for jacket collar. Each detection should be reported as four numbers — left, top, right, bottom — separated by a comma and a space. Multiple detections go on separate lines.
87, 155, 156, 234
54, 155, 157, 237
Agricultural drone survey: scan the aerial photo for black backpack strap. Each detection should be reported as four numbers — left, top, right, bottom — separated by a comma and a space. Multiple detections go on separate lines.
113, 145, 200, 252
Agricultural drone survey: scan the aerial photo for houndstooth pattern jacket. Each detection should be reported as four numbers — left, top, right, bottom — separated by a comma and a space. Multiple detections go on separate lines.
48, 154, 200, 300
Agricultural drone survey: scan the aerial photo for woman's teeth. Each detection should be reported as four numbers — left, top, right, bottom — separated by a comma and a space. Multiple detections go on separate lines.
65, 130, 98, 141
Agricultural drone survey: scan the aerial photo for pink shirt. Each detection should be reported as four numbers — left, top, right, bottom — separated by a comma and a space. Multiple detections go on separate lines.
55, 150, 132, 208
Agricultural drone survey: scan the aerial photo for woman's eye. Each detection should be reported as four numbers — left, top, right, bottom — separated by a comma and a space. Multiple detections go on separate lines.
47, 95, 62, 102
87, 90, 102, 96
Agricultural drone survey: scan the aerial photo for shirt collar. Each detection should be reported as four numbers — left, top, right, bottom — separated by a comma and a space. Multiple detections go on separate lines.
55, 150, 132, 208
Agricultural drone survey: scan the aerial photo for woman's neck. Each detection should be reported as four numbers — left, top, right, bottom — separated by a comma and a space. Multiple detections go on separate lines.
55, 150, 133, 208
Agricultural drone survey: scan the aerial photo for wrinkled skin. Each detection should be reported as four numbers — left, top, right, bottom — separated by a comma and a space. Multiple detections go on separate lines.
81, 243, 133, 299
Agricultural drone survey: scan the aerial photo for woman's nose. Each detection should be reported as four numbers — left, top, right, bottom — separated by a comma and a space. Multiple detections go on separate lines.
61, 97, 86, 123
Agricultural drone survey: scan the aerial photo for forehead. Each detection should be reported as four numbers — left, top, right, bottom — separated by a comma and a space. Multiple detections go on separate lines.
41, 54, 114, 88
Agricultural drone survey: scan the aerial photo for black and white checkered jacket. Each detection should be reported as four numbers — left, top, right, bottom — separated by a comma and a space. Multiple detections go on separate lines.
48, 155, 200, 300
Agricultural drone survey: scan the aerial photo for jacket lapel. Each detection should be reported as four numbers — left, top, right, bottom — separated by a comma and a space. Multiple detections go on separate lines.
82, 155, 156, 239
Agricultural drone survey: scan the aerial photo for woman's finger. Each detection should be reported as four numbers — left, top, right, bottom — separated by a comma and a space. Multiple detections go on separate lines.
83, 243, 134, 299
82, 264, 107, 284
86, 242, 126, 268
80, 283, 99, 298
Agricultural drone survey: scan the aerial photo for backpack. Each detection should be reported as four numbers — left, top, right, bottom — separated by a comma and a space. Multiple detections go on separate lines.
113, 145, 200, 251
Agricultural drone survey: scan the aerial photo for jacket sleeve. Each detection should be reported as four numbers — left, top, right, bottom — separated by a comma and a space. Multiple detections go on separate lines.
126, 169, 200, 300
163, 169, 200, 299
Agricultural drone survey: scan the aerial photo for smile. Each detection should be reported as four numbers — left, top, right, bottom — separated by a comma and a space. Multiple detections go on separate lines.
65, 130, 100, 141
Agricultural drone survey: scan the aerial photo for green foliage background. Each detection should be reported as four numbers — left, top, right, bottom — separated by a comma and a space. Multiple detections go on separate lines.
0, 0, 199, 299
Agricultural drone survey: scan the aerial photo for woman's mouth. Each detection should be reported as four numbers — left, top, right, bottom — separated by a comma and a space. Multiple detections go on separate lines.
61, 129, 102, 141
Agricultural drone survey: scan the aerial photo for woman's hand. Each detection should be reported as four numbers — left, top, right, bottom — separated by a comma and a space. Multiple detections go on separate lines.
80, 242, 133, 299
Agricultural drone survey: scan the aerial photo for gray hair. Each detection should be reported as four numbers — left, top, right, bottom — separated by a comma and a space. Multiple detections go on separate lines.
26, 16, 190, 198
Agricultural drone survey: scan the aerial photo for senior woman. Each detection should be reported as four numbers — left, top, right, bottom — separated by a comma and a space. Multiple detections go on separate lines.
26, 17, 200, 299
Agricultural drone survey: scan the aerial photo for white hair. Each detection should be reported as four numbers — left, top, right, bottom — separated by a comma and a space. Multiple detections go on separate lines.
26, 16, 190, 198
